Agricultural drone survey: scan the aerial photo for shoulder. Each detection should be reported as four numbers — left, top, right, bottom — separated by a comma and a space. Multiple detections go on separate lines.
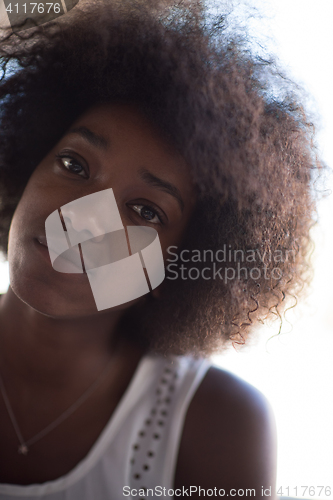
174, 365, 277, 498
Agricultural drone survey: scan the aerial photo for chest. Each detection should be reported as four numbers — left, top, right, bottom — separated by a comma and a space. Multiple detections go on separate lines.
0, 357, 211, 494
0, 389, 120, 485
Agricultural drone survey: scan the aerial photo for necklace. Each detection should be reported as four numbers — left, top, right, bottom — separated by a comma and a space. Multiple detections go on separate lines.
0, 356, 116, 456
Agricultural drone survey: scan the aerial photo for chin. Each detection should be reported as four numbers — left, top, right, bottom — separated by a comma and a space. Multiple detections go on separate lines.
9, 273, 98, 319
7, 234, 98, 317
8, 235, 147, 318
9, 267, 146, 320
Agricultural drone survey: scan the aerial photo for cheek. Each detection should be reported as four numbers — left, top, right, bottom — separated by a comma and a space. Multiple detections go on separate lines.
5, 181, 76, 314
8, 182, 47, 255
8, 192, 34, 259
8, 161, 68, 250
7, 186, 48, 297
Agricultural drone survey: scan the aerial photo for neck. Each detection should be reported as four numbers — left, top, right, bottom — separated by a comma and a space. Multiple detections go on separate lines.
0, 286, 133, 387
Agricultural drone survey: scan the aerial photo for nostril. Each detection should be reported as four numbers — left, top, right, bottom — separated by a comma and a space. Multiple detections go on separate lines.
60, 204, 109, 245
63, 215, 105, 244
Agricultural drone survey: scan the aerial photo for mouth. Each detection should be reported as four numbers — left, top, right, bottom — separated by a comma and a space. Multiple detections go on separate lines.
33, 236, 52, 262
36, 235, 48, 247
33, 237, 87, 277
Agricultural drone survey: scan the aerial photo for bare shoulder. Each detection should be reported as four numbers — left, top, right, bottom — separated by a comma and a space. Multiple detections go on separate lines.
174, 365, 277, 498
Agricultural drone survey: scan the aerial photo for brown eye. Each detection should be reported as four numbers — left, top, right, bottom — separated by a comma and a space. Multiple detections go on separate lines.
56, 155, 88, 178
130, 205, 162, 224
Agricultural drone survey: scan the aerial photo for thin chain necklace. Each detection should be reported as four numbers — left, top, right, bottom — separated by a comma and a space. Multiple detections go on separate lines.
0, 355, 116, 456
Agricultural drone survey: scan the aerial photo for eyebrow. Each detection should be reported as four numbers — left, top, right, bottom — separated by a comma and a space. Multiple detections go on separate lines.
139, 168, 184, 213
67, 126, 110, 151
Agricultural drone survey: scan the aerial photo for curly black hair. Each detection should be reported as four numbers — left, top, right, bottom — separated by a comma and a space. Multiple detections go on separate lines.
0, 0, 324, 356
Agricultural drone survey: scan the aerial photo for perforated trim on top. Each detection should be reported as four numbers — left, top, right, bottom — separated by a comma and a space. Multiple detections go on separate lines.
129, 359, 180, 498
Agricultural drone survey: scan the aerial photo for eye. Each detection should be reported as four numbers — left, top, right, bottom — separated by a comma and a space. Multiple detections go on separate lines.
56, 154, 89, 178
130, 204, 163, 224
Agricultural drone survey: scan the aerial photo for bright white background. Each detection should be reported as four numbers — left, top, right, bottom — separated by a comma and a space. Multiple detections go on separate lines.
211, 0, 333, 497
0, 0, 332, 497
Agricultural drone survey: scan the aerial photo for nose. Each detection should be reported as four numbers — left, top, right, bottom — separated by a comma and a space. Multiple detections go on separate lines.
59, 188, 124, 247
62, 210, 106, 243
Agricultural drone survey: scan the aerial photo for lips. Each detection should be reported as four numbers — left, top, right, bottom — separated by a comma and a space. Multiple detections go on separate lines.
36, 235, 48, 247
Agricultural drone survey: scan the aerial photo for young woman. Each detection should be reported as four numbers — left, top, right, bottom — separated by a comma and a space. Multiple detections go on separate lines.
0, 0, 322, 498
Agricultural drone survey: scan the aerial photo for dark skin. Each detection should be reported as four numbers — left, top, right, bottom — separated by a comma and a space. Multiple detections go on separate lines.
0, 102, 277, 497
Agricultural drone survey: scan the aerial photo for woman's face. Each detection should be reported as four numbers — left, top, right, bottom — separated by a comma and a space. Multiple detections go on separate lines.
8, 102, 196, 318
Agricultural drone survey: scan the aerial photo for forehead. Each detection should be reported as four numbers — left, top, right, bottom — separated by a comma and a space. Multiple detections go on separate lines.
65, 101, 195, 199
70, 102, 181, 161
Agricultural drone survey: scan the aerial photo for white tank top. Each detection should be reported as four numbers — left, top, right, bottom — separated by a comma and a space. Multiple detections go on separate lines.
0, 354, 211, 499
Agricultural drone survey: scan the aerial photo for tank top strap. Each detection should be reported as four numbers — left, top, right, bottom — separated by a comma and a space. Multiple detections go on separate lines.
127, 355, 211, 497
